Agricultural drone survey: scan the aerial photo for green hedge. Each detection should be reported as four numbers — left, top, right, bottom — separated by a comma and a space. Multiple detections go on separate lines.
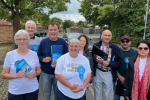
34, 32, 40, 37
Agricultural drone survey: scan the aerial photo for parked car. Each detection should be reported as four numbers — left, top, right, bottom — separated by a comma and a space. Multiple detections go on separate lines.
36, 29, 47, 37
63, 33, 94, 50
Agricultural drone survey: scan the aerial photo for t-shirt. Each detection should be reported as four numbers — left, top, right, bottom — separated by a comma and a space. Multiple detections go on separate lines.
3, 50, 40, 94
139, 58, 147, 80
55, 53, 91, 99
117, 48, 137, 77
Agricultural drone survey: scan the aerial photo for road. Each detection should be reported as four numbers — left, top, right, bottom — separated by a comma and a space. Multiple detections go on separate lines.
38, 34, 124, 100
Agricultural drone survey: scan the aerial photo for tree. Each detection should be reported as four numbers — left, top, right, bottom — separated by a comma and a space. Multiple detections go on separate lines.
77, 21, 85, 28
51, 17, 63, 28
0, 0, 70, 35
63, 20, 73, 30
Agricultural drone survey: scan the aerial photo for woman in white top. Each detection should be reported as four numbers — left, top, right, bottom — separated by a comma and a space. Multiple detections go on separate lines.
124, 40, 150, 100
1, 29, 41, 100
55, 38, 91, 100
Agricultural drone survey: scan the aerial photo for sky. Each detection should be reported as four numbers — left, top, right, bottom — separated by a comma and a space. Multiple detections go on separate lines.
49, 0, 85, 23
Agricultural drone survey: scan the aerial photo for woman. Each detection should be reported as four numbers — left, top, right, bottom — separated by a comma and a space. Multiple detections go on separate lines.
55, 38, 91, 100
78, 35, 93, 100
124, 40, 150, 100
1, 29, 41, 100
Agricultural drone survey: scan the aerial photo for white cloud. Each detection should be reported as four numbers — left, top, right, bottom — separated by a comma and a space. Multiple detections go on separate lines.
50, 0, 85, 23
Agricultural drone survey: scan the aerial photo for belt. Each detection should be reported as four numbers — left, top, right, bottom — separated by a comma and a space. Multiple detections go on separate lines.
96, 67, 111, 72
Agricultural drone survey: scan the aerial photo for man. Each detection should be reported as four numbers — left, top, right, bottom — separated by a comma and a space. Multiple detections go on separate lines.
14, 20, 41, 50
14, 20, 41, 82
93, 30, 121, 100
38, 23, 68, 100
113, 36, 137, 100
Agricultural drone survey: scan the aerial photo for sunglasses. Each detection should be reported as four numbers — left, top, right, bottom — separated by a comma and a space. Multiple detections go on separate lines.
121, 40, 129, 43
138, 47, 149, 51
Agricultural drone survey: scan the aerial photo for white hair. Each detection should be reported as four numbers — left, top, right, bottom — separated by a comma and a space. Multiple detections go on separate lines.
14, 29, 30, 45
25, 20, 36, 28
69, 38, 80, 46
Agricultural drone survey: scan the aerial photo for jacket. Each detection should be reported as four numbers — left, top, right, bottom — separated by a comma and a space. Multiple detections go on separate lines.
93, 41, 121, 82
124, 55, 150, 100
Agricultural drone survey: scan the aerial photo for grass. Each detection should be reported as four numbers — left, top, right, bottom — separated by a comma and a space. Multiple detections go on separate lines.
59, 32, 65, 35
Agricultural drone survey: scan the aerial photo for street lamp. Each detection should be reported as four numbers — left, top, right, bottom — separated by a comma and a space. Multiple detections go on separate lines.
143, 0, 149, 40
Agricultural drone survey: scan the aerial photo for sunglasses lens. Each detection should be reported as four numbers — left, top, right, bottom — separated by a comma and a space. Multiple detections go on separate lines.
121, 40, 129, 43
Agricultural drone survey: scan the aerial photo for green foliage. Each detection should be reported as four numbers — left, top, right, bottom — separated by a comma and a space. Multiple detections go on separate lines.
63, 20, 73, 30
34, 32, 40, 37
79, 0, 149, 47
51, 17, 63, 28
77, 21, 85, 28
59, 32, 65, 35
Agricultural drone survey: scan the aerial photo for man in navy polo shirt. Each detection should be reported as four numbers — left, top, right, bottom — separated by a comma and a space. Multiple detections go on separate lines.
38, 23, 68, 100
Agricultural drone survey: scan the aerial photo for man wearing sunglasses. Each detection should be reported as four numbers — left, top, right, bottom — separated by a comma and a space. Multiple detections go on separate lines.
113, 35, 137, 100
93, 30, 121, 100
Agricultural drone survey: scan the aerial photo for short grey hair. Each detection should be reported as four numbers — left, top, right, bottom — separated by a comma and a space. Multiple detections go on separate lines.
14, 29, 30, 45
102, 30, 112, 36
69, 38, 80, 46
25, 20, 36, 28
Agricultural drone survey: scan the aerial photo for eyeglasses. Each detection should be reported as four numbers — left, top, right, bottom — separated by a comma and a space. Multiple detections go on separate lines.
26, 27, 35, 29
17, 38, 27, 41
138, 47, 149, 51
121, 40, 129, 43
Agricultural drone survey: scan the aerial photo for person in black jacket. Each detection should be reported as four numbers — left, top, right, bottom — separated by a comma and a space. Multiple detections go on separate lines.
93, 30, 121, 100
124, 40, 150, 100
78, 35, 93, 100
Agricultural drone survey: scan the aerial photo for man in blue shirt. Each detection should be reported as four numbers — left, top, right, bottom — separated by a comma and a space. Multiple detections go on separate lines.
113, 35, 137, 100
38, 23, 68, 100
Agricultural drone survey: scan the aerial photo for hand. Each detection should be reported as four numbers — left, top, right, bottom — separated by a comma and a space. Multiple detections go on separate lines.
25, 72, 36, 79
70, 84, 79, 91
87, 83, 91, 88
72, 85, 83, 93
52, 60, 57, 68
102, 61, 109, 67
16, 71, 25, 78
119, 76, 125, 85
96, 56, 104, 63
125, 96, 129, 100
43, 57, 51, 63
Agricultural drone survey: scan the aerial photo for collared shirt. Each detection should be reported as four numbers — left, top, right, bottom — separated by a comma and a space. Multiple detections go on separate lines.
97, 43, 111, 70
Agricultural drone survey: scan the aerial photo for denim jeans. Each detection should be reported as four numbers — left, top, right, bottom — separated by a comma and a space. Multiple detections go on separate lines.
41, 71, 57, 100
113, 82, 127, 100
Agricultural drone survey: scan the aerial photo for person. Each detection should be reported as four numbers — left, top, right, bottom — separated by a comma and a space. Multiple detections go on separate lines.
55, 38, 91, 100
124, 40, 150, 100
113, 36, 137, 100
38, 23, 68, 100
93, 30, 121, 100
1, 29, 41, 100
14, 20, 41, 82
78, 35, 93, 100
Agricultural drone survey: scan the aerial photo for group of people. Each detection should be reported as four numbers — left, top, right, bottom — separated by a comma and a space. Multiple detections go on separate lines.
1, 20, 150, 100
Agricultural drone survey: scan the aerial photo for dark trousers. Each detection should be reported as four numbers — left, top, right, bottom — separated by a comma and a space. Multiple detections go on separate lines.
56, 88, 84, 100
8, 89, 39, 100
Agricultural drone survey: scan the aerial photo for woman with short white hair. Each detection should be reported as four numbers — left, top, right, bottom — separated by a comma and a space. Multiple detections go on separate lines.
55, 38, 91, 100
1, 29, 41, 100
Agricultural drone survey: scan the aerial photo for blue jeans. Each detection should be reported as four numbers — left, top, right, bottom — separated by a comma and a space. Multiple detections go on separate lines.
113, 82, 127, 100
41, 71, 57, 100
56, 88, 84, 100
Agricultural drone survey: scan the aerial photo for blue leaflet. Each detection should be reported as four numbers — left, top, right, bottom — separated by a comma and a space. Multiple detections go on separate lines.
77, 66, 85, 82
14, 59, 32, 74
124, 57, 129, 69
32, 44, 38, 52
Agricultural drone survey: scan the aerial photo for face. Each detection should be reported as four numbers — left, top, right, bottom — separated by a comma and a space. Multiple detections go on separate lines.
101, 30, 112, 44
16, 35, 28, 48
25, 23, 36, 38
79, 37, 86, 48
137, 43, 149, 57
47, 25, 59, 41
69, 42, 80, 56
120, 39, 131, 49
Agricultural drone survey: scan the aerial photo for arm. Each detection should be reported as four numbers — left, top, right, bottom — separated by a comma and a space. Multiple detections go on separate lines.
1, 68, 25, 79
117, 71, 125, 84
